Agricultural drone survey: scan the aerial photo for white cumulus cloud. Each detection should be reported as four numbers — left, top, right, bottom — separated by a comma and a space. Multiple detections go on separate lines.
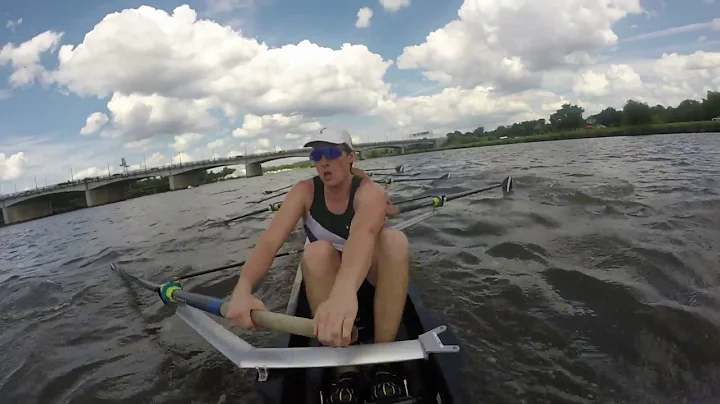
80, 112, 109, 135
0, 30, 63, 87
6, 18, 23, 32
171, 133, 204, 152
356, 7, 373, 28
41, 5, 393, 125
104, 93, 218, 140
379, 0, 410, 12
207, 139, 225, 149
0, 152, 28, 181
397, 0, 643, 90
232, 113, 324, 148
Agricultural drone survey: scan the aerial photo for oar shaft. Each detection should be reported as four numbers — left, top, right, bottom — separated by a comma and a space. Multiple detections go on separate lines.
394, 194, 433, 205
254, 190, 289, 204
226, 202, 282, 224
445, 183, 500, 202
381, 173, 448, 184
264, 184, 293, 194
175, 250, 302, 281
364, 164, 403, 173
226, 207, 268, 222
395, 197, 442, 214
391, 176, 443, 183
394, 177, 511, 214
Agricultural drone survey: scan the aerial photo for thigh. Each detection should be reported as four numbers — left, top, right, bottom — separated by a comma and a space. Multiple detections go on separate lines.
360, 228, 406, 286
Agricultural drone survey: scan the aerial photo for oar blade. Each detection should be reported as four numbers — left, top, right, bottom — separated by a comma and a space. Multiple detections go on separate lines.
501, 176, 513, 195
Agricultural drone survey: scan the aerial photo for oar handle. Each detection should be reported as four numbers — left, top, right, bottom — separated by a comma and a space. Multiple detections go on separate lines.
251, 310, 359, 343
219, 303, 358, 343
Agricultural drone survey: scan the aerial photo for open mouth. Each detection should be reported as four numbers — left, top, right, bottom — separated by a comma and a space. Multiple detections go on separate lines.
322, 170, 332, 181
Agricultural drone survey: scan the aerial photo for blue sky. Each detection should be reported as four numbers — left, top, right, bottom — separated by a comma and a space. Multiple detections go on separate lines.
0, 0, 719, 191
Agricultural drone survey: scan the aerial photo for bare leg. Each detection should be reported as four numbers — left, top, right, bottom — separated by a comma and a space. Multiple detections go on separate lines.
361, 229, 410, 402
301, 241, 357, 375
301, 240, 341, 314
372, 229, 409, 343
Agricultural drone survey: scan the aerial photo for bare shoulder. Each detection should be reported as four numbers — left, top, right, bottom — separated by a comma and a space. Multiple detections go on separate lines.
293, 178, 314, 194
355, 177, 387, 203
285, 179, 313, 210
351, 167, 369, 179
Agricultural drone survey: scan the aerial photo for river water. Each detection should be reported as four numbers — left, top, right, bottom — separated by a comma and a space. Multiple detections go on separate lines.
1, 133, 719, 404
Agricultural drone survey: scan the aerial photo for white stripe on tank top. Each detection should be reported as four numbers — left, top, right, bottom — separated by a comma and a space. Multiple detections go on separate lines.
303, 211, 348, 251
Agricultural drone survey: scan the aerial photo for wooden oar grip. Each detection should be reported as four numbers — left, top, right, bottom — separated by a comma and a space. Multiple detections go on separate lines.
250, 309, 358, 343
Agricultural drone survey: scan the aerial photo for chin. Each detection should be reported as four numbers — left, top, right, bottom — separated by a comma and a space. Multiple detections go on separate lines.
322, 177, 341, 187
322, 172, 348, 187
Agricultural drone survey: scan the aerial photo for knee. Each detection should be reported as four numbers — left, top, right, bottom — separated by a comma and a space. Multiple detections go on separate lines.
378, 229, 409, 257
301, 241, 338, 277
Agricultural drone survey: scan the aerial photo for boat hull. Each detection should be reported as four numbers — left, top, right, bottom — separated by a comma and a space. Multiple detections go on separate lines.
254, 276, 471, 404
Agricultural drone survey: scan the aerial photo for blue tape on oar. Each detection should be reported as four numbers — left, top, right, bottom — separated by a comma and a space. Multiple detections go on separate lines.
205, 298, 224, 317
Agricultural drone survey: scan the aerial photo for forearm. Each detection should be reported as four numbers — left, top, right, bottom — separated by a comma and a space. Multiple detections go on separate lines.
234, 234, 281, 295
332, 230, 377, 293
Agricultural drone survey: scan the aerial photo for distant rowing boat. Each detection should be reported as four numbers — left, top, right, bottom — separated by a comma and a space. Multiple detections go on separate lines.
112, 176, 513, 403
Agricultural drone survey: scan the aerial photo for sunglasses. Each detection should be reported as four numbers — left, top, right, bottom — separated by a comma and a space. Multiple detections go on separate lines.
309, 147, 344, 162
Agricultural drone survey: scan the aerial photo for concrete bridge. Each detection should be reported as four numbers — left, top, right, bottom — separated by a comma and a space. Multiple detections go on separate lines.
0, 137, 445, 225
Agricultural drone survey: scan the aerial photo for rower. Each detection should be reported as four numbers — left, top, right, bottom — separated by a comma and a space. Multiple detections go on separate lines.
226, 127, 410, 403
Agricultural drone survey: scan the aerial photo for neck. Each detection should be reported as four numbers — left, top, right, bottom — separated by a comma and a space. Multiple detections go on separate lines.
324, 174, 353, 199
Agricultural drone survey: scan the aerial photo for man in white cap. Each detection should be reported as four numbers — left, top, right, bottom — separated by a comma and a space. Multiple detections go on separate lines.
226, 127, 409, 403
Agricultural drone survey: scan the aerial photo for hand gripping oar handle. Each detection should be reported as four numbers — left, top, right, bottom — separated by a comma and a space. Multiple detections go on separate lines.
248, 309, 359, 343
167, 287, 359, 343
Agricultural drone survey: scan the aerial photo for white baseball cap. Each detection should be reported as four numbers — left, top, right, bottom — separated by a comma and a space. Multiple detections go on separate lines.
303, 127, 354, 151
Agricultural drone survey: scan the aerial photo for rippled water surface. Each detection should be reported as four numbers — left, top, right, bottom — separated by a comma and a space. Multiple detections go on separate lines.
2, 133, 720, 404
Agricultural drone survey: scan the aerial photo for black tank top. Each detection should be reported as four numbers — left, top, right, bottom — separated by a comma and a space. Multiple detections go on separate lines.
302, 175, 364, 249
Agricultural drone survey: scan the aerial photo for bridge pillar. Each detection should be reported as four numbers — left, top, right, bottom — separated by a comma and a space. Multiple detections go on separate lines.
86, 183, 130, 207
399, 146, 405, 154
169, 172, 195, 190
2, 200, 53, 224
246, 162, 263, 177
356, 151, 365, 160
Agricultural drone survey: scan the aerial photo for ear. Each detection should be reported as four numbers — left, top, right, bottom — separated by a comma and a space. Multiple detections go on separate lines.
346, 150, 356, 164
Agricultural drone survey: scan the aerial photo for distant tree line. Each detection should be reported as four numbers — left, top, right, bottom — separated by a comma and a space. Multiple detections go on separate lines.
444, 91, 720, 144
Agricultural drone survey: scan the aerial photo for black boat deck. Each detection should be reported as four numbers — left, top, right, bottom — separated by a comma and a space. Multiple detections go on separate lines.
254, 280, 471, 404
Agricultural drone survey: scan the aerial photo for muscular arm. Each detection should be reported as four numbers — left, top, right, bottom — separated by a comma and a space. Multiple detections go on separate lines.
351, 167, 399, 217
331, 181, 388, 294
232, 181, 308, 296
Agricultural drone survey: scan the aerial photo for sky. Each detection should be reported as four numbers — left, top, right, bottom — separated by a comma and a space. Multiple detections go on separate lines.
0, 0, 719, 191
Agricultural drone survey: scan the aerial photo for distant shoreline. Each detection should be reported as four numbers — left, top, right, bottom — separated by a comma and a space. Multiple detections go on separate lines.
430, 120, 720, 152
2, 123, 718, 227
